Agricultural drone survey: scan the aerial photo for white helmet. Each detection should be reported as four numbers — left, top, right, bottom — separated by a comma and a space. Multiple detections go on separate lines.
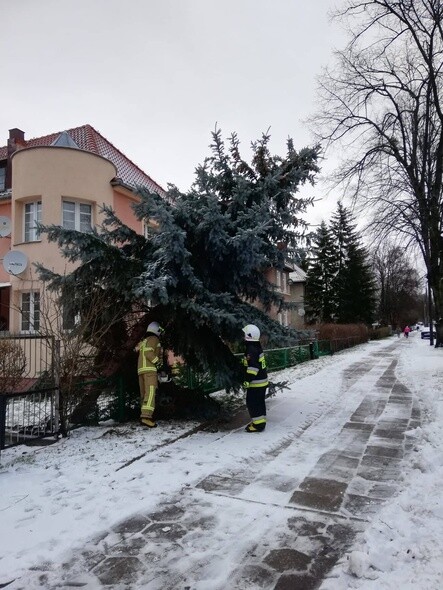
147, 321, 163, 336
242, 324, 260, 341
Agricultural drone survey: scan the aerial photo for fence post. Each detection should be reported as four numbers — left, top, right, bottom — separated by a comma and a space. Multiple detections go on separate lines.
53, 339, 61, 437
0, 395, 6, 452
309, 342, 315, 360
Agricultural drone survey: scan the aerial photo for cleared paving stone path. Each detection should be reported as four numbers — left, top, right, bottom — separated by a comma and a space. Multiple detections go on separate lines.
22, 342, 420, 589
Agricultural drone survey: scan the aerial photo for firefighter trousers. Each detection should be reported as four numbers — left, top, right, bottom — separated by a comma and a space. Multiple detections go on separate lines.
139, 372, 158, 419
246, 385, 267, 420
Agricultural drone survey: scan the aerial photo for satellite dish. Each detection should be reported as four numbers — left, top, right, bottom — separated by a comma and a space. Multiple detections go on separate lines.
3, 250, 28, 275
297, 307, 306, 317
0, 216, 11, 237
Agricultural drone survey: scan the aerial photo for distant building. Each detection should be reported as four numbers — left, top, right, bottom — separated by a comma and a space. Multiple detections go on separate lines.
259, 260, 307, 331
263, 263, 293, 328
289, 264, 307, 329
0, 125, 165, 333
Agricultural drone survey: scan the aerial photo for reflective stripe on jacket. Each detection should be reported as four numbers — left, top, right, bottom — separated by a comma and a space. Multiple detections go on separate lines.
137, 334, 162, 375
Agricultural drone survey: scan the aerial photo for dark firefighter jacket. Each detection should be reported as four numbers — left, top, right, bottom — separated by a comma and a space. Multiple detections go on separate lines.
243, 341, 269, 388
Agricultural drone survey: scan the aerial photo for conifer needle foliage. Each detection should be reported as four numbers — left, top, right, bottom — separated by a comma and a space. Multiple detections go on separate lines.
37, 129, 320, 389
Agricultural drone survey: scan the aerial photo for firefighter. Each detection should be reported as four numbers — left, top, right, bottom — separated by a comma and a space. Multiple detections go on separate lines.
137, 321, 164, 428
242, 324, 269, 432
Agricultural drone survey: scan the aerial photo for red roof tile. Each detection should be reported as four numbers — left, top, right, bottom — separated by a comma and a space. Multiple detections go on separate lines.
0, 124, 165, 195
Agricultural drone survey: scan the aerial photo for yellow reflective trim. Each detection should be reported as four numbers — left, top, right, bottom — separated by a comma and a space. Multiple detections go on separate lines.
138, 367, 157, 374
247, 368, 258, 375
249, 380, 269, 388
252, 418, 266, 425
146, 385, 155, 410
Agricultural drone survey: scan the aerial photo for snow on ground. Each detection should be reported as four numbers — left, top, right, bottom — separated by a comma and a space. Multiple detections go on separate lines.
321, 334, 443, 589
0, 333, 442, 589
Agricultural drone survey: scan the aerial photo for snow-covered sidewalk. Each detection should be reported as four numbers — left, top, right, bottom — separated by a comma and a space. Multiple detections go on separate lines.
0, 333, 442, 589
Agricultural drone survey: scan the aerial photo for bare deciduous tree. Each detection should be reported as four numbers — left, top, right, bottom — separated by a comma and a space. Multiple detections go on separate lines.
0, 339, 26, 394
313, 0, 443, 344
36, 282, 127, 435
371, 242, 422, 328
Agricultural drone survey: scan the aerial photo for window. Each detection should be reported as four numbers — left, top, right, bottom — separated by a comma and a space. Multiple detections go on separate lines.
275, 270, 289, 293
143, 222, 157, 240
0, 166, 6, 191
282, 272, 287, 294
21, 291, 40, 332
277, 310, 289, 327
62, 201, 92, 232
24, 201, 41, 242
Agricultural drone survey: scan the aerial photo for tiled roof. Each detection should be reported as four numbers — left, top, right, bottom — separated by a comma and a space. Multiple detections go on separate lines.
0, 124, 165, 195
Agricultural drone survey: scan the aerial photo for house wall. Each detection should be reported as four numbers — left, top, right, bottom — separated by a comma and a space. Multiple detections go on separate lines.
0, 200, 12, 284
290, 281, 306, 329
263, 268, 292, 326
113, 189, 143, 232
7, 146, 117, 332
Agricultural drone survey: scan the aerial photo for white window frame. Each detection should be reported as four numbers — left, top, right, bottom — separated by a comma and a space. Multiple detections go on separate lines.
0, 166, 6, 191
62, 200, 92, 232
277, 310, 289, 327
282, 272, 287, 294
23, 201, 42, 242
275, 270, 282, 290
143, 222, 157, 240
283, 309, 289, 327
21, 291, 40, 333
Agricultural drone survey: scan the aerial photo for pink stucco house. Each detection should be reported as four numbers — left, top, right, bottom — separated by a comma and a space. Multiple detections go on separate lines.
0, 125, 165, 333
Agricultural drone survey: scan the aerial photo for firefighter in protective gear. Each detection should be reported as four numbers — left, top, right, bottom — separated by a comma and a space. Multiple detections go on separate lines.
242, 324, 269, 432
137, 321, 164, 428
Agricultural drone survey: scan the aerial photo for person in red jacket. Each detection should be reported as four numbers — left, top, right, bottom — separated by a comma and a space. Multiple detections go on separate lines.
403, 325, 411, 338
242, 324, 269, 433
137, 321, 163, 428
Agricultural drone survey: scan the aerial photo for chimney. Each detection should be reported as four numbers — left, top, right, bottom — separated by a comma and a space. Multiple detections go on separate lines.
9, 128, 25, 143
5, 128, 25, 190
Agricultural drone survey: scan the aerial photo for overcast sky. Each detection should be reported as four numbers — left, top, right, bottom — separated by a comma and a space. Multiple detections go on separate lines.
1, 0, 345, 224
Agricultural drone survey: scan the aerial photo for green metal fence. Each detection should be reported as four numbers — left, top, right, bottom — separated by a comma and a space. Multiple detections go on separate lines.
179, 341, 319, 395
178, 336, 368, 393
62, 336, 369, 428
257, 343, 312, 371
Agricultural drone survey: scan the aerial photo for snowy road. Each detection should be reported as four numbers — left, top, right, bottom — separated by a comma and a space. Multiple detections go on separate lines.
1, 334, 442, 589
